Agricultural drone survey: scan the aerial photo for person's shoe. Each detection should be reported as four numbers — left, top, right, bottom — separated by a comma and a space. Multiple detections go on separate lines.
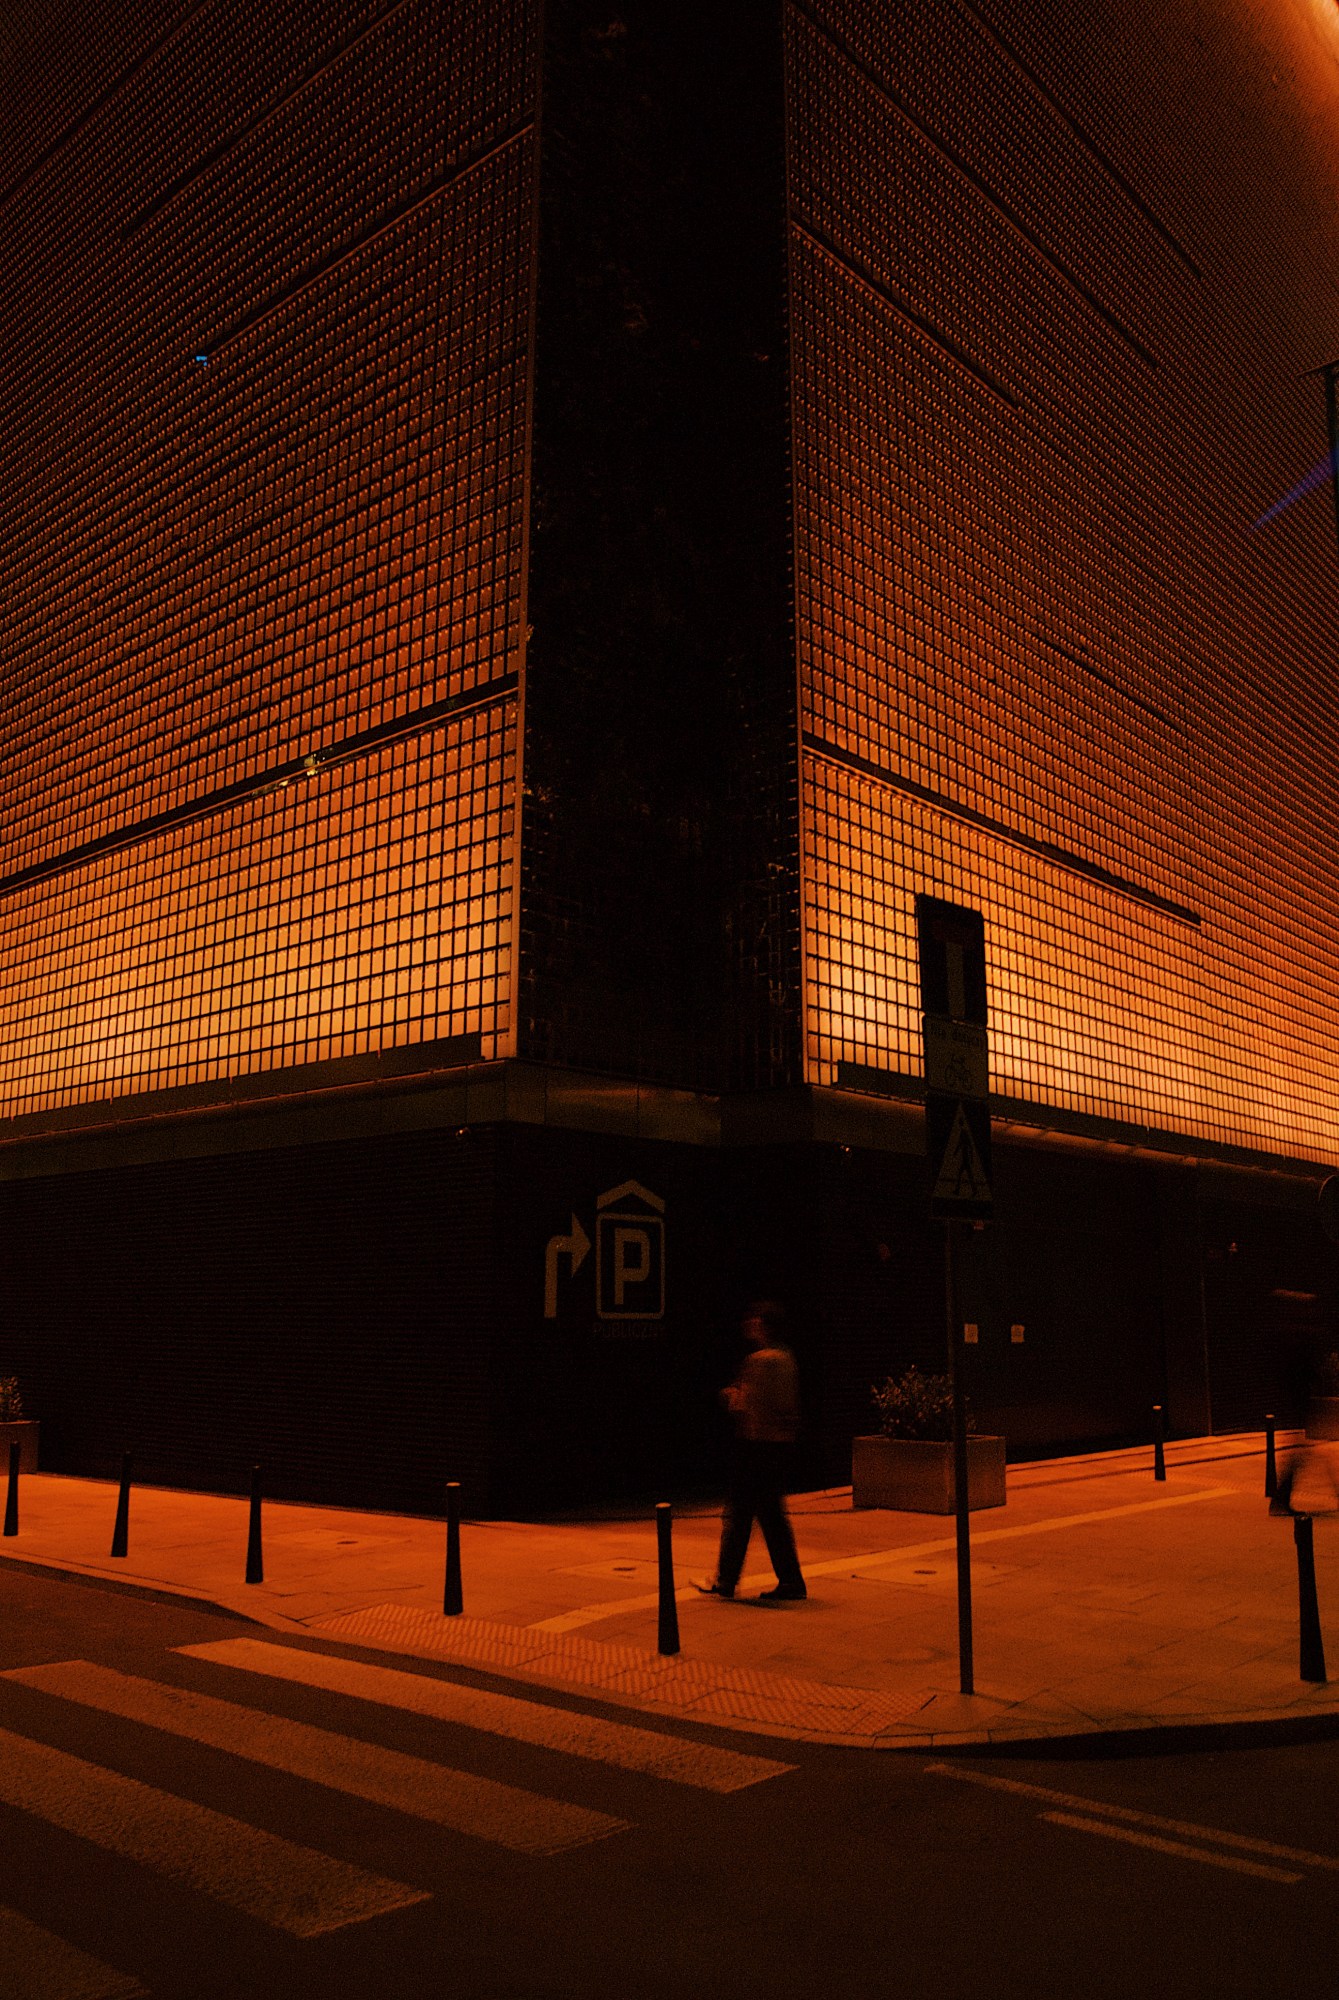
756, 1583, 806, 1601
694, 1578, 735, 1598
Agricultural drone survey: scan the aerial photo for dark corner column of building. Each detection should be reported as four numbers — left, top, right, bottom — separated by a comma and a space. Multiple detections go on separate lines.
522, 0, 797, 1094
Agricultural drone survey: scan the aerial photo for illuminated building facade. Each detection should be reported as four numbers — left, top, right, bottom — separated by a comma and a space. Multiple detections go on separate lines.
2, 0, 1337, 1509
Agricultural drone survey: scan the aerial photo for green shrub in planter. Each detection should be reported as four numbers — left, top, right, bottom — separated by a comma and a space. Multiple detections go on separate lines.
856, 1368, 1001, 1511
870, 1365, 974, 1443
0, 1378, 37, 1474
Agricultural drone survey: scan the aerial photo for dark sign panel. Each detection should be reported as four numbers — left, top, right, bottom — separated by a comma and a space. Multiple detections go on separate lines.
915, 897, 988, 1025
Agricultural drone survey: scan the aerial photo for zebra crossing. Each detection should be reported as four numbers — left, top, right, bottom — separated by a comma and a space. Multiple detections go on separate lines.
180, 1637, 792, 1791
0, 1637, 795, 1997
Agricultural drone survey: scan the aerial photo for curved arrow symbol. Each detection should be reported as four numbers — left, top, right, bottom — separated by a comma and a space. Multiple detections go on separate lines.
543, 1214, 591, 1319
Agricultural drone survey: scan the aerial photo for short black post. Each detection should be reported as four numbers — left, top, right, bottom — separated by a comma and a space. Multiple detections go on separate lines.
3, 1440, 18, 1537
110, 1452, 132, 1558
1294, 1514, 1327, 1684
443, 1481, 462, 1615
1153, 1404, 1166, 1482
1265, 1415, 1278, 1500
245, 1465, 264, 1585
656, 1502, 680, 1656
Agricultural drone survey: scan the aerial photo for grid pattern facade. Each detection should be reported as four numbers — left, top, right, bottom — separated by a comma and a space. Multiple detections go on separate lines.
789, 0, 1339, 1161
0, 0, 536, 1115
0, 706, 516, 1117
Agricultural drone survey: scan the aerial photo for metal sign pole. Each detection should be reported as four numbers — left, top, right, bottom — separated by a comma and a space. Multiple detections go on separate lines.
915, 893, 991, 1705
945, 1217, 974, 1695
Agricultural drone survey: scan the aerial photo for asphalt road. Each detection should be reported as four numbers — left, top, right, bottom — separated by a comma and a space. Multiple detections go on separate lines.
0, 1564, 1335, 2000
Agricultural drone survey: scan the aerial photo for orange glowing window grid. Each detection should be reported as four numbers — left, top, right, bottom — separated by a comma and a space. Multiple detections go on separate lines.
789, 0, 1339, 1164
0, 0, 538, 1116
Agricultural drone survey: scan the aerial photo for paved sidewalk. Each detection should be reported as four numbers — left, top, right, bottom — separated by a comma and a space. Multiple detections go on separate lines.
1, 1432, 1337, 1749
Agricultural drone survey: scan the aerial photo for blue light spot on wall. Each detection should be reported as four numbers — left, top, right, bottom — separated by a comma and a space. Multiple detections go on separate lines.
1251, 449, 1336, 529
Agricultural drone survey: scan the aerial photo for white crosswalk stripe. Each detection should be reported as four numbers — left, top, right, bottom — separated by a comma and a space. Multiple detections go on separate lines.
0, 1723, 426, 1938
178, 1638, 795, 1793
0, 1638, 775, 1983
0, 1905, 146, 2000
5, 1661, 626, 1857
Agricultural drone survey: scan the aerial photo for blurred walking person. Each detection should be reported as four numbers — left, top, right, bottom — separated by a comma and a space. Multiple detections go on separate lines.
697, 1300, 807, 1601
1271, 1348, 1339, 1517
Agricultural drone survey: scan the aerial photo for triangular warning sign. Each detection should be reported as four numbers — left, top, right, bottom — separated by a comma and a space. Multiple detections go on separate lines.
932, 1101, 993, 1206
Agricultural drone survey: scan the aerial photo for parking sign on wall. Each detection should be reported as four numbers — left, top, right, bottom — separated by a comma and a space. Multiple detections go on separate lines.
595, 1179, 665, 1320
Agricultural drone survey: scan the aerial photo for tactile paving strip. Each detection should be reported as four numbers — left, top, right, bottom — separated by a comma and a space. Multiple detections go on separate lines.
307, 1602, 933, 1737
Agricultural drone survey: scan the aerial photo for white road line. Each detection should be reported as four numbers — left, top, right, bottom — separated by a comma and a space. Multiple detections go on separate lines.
0, 1724, 425, 1938
6, 1661, 625, 1858
178, 1638, 794, 1793
0, 1904, 147, 2000
1040, 1813, 1302, 1884
538, 1486, 1236, 1631
926, 1763, 1339, 1872
812, 1486, 1239, 1577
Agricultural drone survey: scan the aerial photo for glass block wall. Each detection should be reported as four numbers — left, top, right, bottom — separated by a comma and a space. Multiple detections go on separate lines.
789, 0, 1339, 1163
0, 0, 537, 1118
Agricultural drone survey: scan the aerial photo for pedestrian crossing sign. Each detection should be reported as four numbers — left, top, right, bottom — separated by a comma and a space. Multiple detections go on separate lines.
927, 1095, 993, 1220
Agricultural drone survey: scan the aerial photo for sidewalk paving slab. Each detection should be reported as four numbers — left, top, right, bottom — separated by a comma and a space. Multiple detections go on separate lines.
1, 1432, 1338, 1749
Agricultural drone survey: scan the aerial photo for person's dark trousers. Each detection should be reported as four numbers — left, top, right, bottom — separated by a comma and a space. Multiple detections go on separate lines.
716, 1441, 805, 1593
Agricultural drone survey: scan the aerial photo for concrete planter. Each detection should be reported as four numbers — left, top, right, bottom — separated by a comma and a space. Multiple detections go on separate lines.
0, 1420, 39, 1475
1306, 1396, 1339, 1441
852, 1434, 1006, 1513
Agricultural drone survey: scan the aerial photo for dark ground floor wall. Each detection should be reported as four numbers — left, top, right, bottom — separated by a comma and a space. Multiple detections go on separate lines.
0, 1110, 1333, 1515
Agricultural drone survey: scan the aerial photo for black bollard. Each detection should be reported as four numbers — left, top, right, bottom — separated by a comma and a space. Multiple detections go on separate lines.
1265, 1415, 1277, 1500
3, 1440, 18, 1537
443, 1481, 462, 1616
1294, 1514, 1327, 1683
656, 1501, 680, 1656
110, 1452, 132, 1558
1153, 1404, 1166, 1482
245, 1465, 264, 1585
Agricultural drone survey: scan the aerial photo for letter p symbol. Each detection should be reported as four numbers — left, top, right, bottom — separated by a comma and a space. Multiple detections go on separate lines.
613, 1227, 651, 1306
